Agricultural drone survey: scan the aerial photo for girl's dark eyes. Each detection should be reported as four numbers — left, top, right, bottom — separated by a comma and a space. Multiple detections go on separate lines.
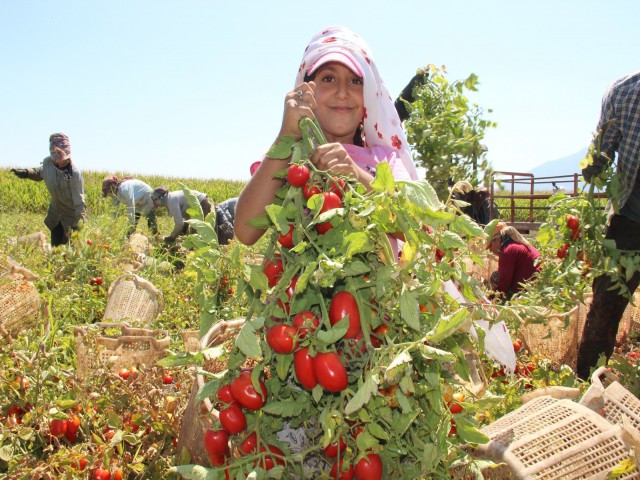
320, 74, 363, 86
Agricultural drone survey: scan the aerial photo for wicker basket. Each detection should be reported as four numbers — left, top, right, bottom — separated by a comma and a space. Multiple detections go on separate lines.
7, 231, 50, 253
0, 258, 41, 340
102, 274, 163, 325
175, 318, 245, 466
474, 395, 640, 479
74, 322, 170, 378
181, 330, 201, 353
519, 306, 579, 369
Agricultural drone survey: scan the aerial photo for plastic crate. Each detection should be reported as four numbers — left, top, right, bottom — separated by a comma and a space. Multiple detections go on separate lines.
580, 367, 640, 434
475, 396, 640, 479
74, 322, 170, 378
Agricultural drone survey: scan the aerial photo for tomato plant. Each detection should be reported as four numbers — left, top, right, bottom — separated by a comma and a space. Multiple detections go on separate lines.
49, 418, 68, 438
240, 431, 258, 455
566, 214, 579, 231
292, 310, 319, 339
263, 255, 284, 287
294, 347, 317, 390
277, 224, 295, 248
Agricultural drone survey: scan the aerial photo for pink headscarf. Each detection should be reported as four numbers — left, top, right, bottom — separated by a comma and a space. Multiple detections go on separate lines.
295, 26, 419, 180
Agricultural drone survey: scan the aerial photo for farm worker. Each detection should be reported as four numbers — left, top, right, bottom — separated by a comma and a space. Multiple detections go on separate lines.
470, 185, 501, 226
102, 176, 158, 237
394, 69, 428, 122
234, 25, 419, 247
214, 197, 238, 246
551, 182, 567, 194
150, 186, 213, 243
577, 72, 640, 380
10, 133, 86, 247
487, 222, 541, 302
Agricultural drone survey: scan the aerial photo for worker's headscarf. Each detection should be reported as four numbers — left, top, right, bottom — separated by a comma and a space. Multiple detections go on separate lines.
296, 26, 419, 180
102, 175, 133, 197
49, 133, 71, 160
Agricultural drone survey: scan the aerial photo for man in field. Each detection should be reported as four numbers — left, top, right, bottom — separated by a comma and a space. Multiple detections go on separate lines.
577, 71, 640, 380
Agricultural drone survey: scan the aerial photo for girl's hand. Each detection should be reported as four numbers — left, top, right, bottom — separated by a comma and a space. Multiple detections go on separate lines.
310, 143, 373, 188
278, 82, 317, 140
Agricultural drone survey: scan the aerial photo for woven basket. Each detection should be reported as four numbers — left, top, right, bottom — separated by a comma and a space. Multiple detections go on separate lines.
181, 330, 201, 353
520, 306, 579, 369
74, 322, 170, 378
175, 318, 245, 466
0, 258, 41, 340
474, 396, 640, 479
578, 292, 640, 345
102, 274, 163, 325
8, 231, 50, 253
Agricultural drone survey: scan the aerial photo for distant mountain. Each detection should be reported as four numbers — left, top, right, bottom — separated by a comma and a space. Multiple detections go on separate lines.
528, 148, 588, 178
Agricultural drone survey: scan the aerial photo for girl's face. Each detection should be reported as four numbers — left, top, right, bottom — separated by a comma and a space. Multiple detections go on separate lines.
312, 62, 364, 144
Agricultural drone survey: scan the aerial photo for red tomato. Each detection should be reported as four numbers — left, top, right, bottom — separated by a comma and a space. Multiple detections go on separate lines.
93, 467, 111, 480
71, 457, 87, 470
267, 324, 298, 354
303, 183, 321, 199
263, 256, 284, 287
256, 444, 285, 471
355, 452, 383, 480
330, 459, 355, 479
163, 374, 173, 385
216, 384, 237, 407
329, 178, 347, 198
204, 429, 229, 455
293, 311, 319, 339
287, 164, 310, 187
209, 452, 227, 467
95, 277, 104, 286
371, 324, 390, 348
570, 228, 581, 241
219, 404, 247, 434
314, 352, 348, 392
512, 339, 523, 353
449, 402, 463, 414
557, 243, 569, 259
324, 437, 347, 458
230, 370, 267, 411
49, 418, 68, 438
329, 291, 361, 339
567, 215, 579, 231
277, 224, 295, 248
87, 239, 92, 246
294, 347, 317, 390
320, 191, 343, 213
118, 368, 130, 380
316, 221, 334, 234
240, 431, 258, 455
113, 469, 123, 480
65, 413, 81, 442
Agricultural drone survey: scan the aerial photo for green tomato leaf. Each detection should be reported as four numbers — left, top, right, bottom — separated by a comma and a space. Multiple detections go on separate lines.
426, 308, 471, 343
236, 321, 262, 359
454, 415, 489, 444
344, 232, 373, 259
370, 162, 395, 194
400, 289, 420, 331
261, 399, 307, 417
316, 318, 349, 345
344, 374, 378, 415
266, 136, 296, 159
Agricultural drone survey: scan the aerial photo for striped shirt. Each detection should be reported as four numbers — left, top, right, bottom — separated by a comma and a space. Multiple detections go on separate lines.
597, 72, 640, 212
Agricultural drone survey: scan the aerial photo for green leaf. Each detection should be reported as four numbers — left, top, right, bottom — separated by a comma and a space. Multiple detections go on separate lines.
266, 136, 295, 159
427, 308, 471, 343
236, 321, 262, 359
400, 289, 420, 331
344, 374, 378, 415
170, 464, 219, 480
344, 232, 373, 259
454, 415, 489, 444
316, 317, 349, 345
262, 399, 307, 417
370, 162, 395, 194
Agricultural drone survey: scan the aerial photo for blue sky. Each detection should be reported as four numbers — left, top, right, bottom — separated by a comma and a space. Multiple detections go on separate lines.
1, 1, 638, 183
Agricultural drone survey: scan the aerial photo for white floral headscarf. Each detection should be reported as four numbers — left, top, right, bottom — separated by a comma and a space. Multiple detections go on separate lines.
296, 26, 419, 180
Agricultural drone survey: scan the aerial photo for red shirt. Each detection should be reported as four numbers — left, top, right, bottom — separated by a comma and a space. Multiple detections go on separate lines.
496, 242, 541, 296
